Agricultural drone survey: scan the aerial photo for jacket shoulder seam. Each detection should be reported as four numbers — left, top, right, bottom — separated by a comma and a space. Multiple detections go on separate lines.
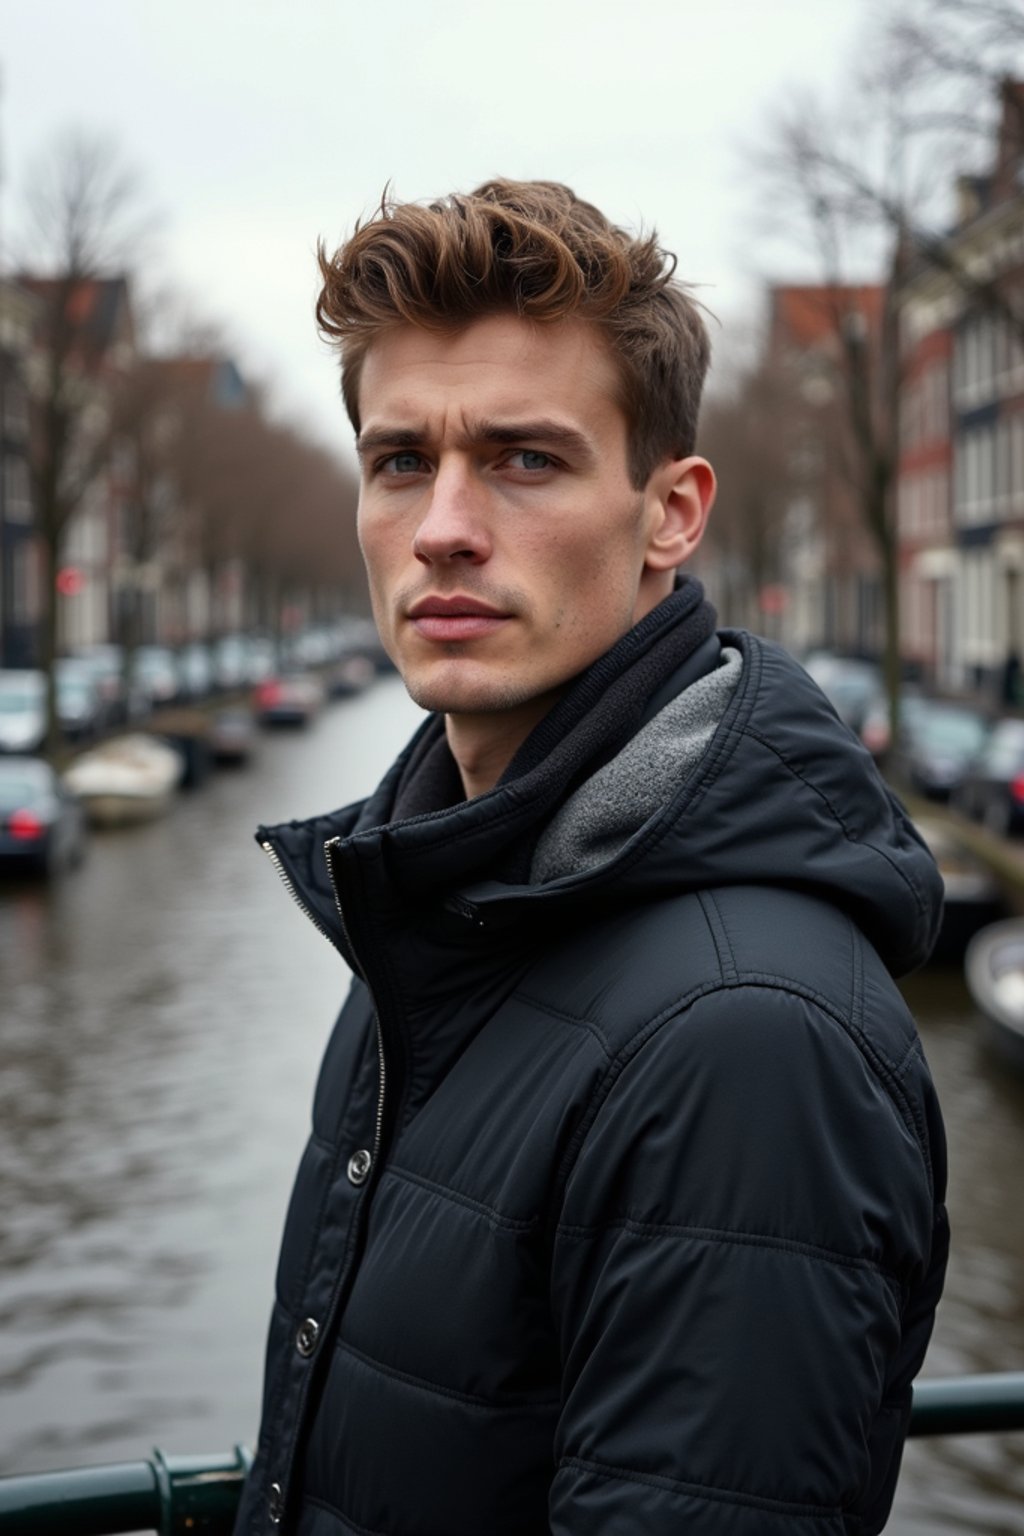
558, 1454, 843, 1520
553, 1216, 902, 1286
707, 974, 934, 1188
550, 974, 933, 1224
850, 912, 864, 1034
743, 723, 930, 919
697, 889, 737, 983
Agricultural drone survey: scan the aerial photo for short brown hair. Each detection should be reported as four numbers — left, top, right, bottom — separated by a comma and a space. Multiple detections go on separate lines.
316, 179, 711, 488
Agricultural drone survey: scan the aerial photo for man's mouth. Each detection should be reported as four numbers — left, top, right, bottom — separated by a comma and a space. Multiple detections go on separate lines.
406, 595, 511, 642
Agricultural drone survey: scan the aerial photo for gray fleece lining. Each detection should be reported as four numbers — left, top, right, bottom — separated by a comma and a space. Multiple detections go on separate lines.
531, 647, 743, 884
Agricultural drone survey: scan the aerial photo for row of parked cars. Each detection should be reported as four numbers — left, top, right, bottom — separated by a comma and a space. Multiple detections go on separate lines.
0, 621, 388, 877
803, 652, 1024, 837
0, 625, 384, 754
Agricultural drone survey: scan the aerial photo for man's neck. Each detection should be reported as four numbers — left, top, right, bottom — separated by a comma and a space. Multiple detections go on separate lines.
445, 692, 561, 799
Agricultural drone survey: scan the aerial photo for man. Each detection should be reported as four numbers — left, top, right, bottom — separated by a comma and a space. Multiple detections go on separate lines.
238, 180, 948, 1535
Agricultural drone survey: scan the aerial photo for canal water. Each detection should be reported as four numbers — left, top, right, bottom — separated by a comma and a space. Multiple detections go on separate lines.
1, 676, 1022, 1531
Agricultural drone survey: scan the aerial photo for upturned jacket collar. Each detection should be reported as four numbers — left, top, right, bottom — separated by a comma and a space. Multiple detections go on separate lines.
258, 589, 942, 992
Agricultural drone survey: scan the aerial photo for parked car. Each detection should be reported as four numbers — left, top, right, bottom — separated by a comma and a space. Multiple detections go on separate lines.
131, 646, 180, 710
212, 635, 250, 692
889, 701, 990, 801
243, 636, 277, 685
0, 667, 113, 751
326, 652, 377, 698
802, 653, 883, 735
54, 660, 106, 742
0, 670, 45, 753
69, 644, 147, 725
856, 689, 928, 760
953, 718, 1024, 836
0, 757, 87, 876
253, 672, 324, 726
210, 706, 258, 764
177, 642, 214, 702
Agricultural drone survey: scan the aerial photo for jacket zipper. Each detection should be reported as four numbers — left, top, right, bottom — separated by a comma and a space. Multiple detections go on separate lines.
259, 839, 337, 950
259, 836, 387, 1166
260, 833, 389, 1520
323, 836, 387, 1164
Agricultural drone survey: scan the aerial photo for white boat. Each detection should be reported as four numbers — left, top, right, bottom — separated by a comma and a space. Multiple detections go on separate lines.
965, 918, 1024, 1073
64, 733, 184, 827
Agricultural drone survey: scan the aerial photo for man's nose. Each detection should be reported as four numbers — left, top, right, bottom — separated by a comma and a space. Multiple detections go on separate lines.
412, 460, 491, 566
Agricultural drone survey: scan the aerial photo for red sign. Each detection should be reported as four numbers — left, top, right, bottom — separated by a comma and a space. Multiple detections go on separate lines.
758, 584, 789, 616
56, 567, 84, 596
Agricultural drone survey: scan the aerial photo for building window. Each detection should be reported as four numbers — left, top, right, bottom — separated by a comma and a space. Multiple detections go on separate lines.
996, 417, 1012, 513
1012, 413, 1024, 512
11, 538, 40, 623
2, 380, 29, 441
2, 456, 31, 524
980, 424, 995, 515
1010, 326, 1024, 390
924, 362, 948, 441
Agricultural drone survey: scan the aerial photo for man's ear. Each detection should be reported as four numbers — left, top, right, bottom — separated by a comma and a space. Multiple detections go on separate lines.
643, 456, 717, 571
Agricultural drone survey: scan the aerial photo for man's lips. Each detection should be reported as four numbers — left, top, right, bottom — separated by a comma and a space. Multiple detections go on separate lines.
406, 596, 512, 642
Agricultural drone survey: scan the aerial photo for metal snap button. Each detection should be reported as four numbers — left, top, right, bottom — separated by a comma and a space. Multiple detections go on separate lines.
347, 1148, 372, 1186
296, 1316, 319, 1357
268, 1480, 283, 1523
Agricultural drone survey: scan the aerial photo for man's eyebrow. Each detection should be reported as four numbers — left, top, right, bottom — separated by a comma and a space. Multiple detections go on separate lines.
472, 419, 596, 457
355, 427, 427, 460
355, 419, 597, 461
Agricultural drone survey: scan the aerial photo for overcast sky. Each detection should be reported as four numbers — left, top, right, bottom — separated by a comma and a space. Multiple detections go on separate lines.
2, 0, 870, 458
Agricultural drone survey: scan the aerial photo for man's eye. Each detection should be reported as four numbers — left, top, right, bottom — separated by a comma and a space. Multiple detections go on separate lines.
381, 451, 427, 475
509, 450, 554, 471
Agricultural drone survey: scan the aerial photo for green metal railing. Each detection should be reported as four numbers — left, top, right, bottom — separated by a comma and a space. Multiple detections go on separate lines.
0, 1446, 252, 1536
1, 1376, 1023, 1534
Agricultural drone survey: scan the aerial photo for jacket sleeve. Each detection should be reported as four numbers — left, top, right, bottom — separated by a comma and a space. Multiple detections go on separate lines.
548, 983, 946, 1534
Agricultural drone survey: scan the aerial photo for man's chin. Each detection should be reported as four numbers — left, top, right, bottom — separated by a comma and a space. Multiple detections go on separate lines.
399, 663, 544, 719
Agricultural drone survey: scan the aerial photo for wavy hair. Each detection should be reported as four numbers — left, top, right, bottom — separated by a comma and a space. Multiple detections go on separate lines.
316, 179, 711, 488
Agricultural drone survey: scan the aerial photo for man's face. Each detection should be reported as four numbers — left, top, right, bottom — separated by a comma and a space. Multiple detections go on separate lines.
355, 314, 669, 722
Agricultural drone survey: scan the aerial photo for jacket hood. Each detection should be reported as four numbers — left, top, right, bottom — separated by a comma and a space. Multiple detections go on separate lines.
258, 625, 942, 981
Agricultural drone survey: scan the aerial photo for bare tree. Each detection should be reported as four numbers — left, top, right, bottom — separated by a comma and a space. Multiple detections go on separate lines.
17, 129, 145, 757
752, 3, 1024, 732
699, 353, 804, 632
754, 94, 905, 724
164, 383, 364, 647
107, 356, 193, 662
769, 3, 1024, 334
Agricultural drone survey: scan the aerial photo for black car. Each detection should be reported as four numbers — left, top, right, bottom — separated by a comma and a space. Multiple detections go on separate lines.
802, 653, 883, 735
889, 700, 990, 801
954, 718, 1024, 836
0, 757, 87, 876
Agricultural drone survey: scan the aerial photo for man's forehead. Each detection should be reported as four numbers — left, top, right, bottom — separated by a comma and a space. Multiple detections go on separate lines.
356, 315, 624, 435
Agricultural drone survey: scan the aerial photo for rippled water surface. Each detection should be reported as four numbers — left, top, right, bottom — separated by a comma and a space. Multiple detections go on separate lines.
1, 679, 1022, 1532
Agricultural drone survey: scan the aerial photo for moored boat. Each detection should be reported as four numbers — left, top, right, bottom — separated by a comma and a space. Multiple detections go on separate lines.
915, 818, 1006, 963
965, 917, 1024, 1072
63, 734, 184, 827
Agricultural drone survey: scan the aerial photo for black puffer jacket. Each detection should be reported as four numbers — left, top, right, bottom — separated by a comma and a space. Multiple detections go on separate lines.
237, 620, 948, 1536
